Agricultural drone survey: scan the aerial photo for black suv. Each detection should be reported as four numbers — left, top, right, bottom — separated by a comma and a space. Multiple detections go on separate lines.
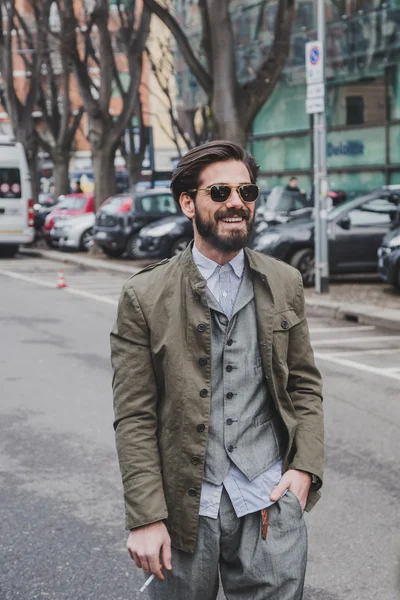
93, 189, 178, 258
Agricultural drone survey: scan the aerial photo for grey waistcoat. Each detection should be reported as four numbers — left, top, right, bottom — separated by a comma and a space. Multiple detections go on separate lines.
204, 265, 286, 485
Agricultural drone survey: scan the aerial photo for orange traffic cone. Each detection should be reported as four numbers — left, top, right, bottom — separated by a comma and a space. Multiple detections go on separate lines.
56, 269, 67, 288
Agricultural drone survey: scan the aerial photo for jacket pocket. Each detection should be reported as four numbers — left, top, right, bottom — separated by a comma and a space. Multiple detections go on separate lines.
272, 309, 300, 364
253, 411, 272, 427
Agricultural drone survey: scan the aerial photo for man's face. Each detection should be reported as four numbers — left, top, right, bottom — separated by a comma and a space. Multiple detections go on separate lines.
189, 160, 256, 253
289, 179, 297, 188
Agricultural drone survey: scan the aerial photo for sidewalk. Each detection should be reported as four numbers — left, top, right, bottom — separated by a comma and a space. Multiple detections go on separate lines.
23, 248, 400, 331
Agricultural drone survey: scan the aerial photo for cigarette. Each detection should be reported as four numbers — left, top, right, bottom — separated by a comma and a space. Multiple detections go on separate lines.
140, 574, 155, 593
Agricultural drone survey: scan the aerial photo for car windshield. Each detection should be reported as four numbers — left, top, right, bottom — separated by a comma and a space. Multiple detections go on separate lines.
328, 191, 388, 221
57, 196, 87, 210
0, 168, 21, 199
265, 187, 306, 212
102, 196, 132, 212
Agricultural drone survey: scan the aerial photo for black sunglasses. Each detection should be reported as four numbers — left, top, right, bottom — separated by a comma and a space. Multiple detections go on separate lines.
187, 184, 260, 203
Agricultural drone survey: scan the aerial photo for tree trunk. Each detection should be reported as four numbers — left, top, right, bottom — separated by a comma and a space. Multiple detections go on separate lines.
27, 153, 40, 203
92, 144, 117, 210
52, 150, 71, 198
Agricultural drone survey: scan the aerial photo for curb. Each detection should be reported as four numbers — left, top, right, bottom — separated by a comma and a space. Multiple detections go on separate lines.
23, 248, 400, 331
305, 297, 400, 332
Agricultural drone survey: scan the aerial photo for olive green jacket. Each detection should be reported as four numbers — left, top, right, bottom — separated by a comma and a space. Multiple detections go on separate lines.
110, 245, 324, 553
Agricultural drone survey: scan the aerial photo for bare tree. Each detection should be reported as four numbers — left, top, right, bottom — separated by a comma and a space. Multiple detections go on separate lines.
62, 0, 151, 209
143, 0, 295, 146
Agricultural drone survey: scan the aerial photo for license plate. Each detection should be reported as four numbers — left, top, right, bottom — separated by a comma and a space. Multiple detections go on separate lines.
96, 231, 107, 240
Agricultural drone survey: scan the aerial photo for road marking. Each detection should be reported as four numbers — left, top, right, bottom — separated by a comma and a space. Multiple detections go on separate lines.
326, 348, 398, 357
309, 325, 376, 334
314, 352, 400, 381
0, 267, 118, 306
312, 335, 400, 346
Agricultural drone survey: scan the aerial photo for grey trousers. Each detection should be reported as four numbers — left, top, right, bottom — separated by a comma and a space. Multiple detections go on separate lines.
146, 489, 308, 600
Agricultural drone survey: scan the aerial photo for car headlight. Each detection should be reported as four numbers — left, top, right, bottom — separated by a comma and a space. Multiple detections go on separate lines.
254, 232, 281, 247
388, 235, 400, 249
143, 222, 177, 237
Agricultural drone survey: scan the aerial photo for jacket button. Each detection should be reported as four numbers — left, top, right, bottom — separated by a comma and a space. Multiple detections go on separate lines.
228, 445, 234, 452
191, 456, 200, 465
194, 293, 201, 301
226, 392, 234, 399
226, 418, 233, 426
197, 424, 205, 432
200, 389, 208, 398
226, 365, 233, 372
227, 339, 233, 346
188, 488, 197, 497
199, 357, 208, 366
197, 323, 206, 333
281, 320, 289, 330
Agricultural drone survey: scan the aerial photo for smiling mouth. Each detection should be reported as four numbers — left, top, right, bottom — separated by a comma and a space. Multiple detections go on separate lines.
220, 217, 245, 223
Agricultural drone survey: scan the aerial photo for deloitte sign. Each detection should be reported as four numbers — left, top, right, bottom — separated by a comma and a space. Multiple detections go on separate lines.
327, 140, 365, 158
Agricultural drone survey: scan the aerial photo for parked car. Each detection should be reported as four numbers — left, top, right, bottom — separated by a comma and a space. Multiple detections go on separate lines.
378, 226, 400, 289
93, 189, 179, 258
43, 193, 95, 247
253, 187, 312, 242
50, 212, 95, 251
136, 215, 193, 258
252, 186, 400, 286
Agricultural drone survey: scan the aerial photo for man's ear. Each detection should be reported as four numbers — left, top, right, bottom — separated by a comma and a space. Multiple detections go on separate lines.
179, 192, 195, 220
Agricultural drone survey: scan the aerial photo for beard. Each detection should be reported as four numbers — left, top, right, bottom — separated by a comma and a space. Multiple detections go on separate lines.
194, 205, 254, 253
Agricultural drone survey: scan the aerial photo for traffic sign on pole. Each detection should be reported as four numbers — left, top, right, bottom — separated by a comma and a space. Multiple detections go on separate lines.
305, 41, 323, 84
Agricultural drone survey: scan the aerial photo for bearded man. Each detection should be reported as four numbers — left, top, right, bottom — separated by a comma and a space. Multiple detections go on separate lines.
111, 141, 324, 600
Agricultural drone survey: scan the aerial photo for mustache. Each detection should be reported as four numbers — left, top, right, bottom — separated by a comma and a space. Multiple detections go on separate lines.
216, 207, 250, 221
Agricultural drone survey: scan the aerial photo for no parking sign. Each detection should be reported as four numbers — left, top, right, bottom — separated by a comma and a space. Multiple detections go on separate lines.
305, 41, 323, 84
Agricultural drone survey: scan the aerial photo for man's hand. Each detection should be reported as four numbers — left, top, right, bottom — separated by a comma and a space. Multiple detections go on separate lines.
127, 521, 172, 580
270, 469, 311, 510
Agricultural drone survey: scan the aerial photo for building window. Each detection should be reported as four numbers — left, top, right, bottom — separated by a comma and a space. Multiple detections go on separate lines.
346, 96, 364, 125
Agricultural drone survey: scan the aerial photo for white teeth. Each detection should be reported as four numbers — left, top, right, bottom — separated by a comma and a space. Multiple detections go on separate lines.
221, 218, 242, 222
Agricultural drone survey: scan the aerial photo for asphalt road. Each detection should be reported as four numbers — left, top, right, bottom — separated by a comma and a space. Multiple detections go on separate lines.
0, 255, 399, 600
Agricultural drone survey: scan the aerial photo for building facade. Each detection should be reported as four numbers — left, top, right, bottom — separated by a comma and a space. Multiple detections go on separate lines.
174, 0, 400, 194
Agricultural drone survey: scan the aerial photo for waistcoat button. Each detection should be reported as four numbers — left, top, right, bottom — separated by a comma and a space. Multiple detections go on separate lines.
197, 424, 205, 432
199, 357, 208, 366
226, 339, 233, 346
191, 456, 200, 465
188, 488, 197, 496
194, 293, 201, 301
226, 418, 233, 426
226, 365, 233, 372
228, 445, 234, 452
197, 323, 206, 332
226, 392, 234, 399
200, 389, 208, 398
281, 320, 289, 330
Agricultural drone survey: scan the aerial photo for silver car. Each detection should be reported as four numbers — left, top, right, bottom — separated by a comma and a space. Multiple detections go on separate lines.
51, 212, 95, 251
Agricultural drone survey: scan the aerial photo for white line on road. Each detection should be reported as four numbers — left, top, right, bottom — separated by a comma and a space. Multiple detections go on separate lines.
326, 348, 399, 357
314, 352, 400, 381
309, 325, 376, 334
312, 335, 400, 346
0, 268, 118, 306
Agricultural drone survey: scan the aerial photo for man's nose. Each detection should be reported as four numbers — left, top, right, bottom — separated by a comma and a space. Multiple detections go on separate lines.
226, 188, 244, 208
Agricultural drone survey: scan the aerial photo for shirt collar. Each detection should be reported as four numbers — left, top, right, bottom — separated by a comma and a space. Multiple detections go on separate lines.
192, 244, 245, 280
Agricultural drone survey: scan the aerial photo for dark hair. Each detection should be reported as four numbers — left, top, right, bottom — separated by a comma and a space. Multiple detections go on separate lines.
290, 176, 298, 182
170, 140, 259, 203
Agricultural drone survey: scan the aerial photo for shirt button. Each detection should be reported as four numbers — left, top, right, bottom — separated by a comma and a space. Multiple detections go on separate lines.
226, 365, 233, 372
281, 320, 289, 330
228, 445, 234, 452
226, 392, 234, 399
188, 488, 197, 497
194, 293, 201, 301
197, 323, 206, 333
226, 339, 233, 346
226, 418, 233, 426
200, 389, 208, 398
199, 357, 208, 366
191, 456, 200, 465
197, 424, 205, 432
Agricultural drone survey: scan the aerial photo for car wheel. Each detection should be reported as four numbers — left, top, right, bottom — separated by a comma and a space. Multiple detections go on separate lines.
170, 237, 191, 257
101, 247, 125, 258
79, 228, 93, 252
0, 244, 18, 258
126, 234, 143, 259
290, 248, 315, 287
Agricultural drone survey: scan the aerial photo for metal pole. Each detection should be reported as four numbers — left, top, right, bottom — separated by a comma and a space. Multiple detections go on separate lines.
313, 113, 321, 293
317, 0, 329, 293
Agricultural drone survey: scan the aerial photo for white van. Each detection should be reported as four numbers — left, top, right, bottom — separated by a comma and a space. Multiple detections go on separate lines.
0, 135, 34, 257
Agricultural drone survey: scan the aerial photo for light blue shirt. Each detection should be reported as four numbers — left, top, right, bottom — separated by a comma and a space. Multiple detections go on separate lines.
192, 245, 283, 518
